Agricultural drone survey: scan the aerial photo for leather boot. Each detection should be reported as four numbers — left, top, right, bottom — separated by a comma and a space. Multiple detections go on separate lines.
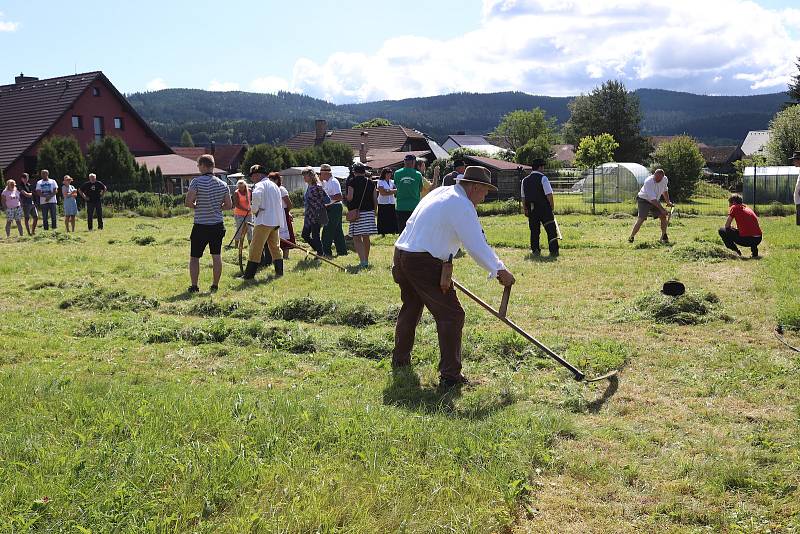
274, 259, 284, 277
242, 260, 260, 280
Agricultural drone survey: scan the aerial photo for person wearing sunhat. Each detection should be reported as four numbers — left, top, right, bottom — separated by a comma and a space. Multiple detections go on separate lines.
440, 159, 466, 187
242, 164, 286, 280
392, 165, 516, 389
393, 154, 424, 232
521, 158, 559, 257
319, 163, 348, 257
791, 151, 800, 226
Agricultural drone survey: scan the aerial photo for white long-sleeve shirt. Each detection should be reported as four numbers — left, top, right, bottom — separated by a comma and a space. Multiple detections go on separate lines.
251, 178, 286, 228
794, 174, 800, 205
395, 184, 506, 278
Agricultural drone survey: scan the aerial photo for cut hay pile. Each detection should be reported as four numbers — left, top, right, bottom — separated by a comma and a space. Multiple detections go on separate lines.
632, 290, 730, 325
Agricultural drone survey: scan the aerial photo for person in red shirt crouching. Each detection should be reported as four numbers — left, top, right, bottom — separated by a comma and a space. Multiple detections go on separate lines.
719, 194, 762, 258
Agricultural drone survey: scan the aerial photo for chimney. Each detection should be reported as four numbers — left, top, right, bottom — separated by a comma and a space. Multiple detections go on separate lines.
360, 131, 369, 163
315, 119, 327, 142
15, 73, 39, 84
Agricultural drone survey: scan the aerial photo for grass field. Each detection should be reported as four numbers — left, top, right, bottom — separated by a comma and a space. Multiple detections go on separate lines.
1, 211, 799, 532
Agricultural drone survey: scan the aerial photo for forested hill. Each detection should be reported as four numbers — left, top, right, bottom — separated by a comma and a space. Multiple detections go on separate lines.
126, 88, 788, 147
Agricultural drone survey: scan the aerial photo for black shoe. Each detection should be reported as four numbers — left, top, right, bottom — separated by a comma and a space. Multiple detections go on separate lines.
438, 375, 472, 390
209, 285, 219, 292
628, 236, 634, 243
531, 249, 541, 256
660, 234, 669, 243
550, 250, 559, 258
187, 285, 200, 293
751, 247, 759, 258
273, 259, 284, 277
242, 260, 260, 280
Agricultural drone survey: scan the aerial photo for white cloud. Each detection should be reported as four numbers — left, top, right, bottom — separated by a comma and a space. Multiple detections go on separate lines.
0, 11, 19, 32
146, 78, 168, 91
249, 76, 290, 94
287, 0, 800, 103
208, 80, 240, 91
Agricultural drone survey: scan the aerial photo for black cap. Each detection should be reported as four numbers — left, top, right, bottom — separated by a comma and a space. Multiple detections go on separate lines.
453, 159, 466, 168
530, 158, 546, 169
353, 162, 366, 172
404, 154, 416, 161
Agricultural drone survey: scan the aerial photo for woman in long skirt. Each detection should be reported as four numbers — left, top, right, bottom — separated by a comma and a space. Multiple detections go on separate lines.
376, 167, 398, 236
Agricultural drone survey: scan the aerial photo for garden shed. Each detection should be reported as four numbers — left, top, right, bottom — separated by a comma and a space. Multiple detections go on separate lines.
581, 163, 650, 204
742, 166, 800, 205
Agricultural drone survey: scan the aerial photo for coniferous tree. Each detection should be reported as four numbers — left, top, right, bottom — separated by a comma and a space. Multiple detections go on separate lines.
87, 136, 137, 190
180, 130, 195, 147
37, 135, 87, 182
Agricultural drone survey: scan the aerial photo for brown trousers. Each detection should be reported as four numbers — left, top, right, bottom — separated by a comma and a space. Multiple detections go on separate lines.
248, 225, 281, 262
392, 248, 465, 381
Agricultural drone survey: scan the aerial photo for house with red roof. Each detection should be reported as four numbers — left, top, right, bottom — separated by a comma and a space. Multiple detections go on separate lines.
0, 71, 171, 178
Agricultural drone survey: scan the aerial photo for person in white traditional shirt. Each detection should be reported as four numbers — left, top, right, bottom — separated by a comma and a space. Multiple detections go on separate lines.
628, 168, 673, 243
392, 165, 516, 390
242, 165, 286, 279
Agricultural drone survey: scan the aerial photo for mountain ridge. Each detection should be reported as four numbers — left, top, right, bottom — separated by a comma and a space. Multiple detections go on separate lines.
126, 88, 788, 147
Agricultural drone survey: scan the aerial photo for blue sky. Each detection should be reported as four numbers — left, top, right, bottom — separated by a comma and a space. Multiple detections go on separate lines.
1, 0, 798, 102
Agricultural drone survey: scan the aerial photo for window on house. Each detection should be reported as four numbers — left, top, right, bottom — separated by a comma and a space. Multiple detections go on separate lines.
93, 116, 104, 141
92, 87, 100, 96
113, 117, 124, 130
71, 115, 83, 129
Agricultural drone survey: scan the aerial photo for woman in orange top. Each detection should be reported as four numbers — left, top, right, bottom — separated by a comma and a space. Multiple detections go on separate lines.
232, 179, 252, 247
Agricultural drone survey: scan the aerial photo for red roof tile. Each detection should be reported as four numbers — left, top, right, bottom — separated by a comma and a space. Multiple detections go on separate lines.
284, 124, 426, 152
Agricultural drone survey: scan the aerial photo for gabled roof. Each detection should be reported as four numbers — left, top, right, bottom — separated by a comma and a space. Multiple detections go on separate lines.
740, 130, 770, 156
172, 144, 247, 171
464, 155, 531, 172
0, 71, 171, 170
135, 154, 224, 177
364, 149, 432, 170
284, 124, 425, 152
551, 144, 576, 162
700, 145, 743, 165
447, 134, 493, 147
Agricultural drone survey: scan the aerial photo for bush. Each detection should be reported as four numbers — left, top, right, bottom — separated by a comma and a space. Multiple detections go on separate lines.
756, 202, 793, 217
477, 200, 520, 216
653, 136, 705, 202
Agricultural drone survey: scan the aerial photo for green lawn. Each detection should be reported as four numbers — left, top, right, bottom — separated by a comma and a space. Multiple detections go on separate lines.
1, 212, 798, 532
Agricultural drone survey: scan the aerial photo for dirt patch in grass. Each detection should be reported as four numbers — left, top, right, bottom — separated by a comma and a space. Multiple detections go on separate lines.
131, 235, 157, 246
59, 288, 159, 312
671, 242, 736, 262
630, 290, 730, 325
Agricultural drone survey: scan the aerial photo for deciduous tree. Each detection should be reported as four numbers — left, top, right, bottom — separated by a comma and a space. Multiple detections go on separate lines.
352, 118, 393, 129
573, 133, 619, 170
180, 130, 195, 147
765, 104, 800, 165
515, 135, 555, 167
563, 80, 651, 163
652, 135, 705, 202
491, 108, 557, 152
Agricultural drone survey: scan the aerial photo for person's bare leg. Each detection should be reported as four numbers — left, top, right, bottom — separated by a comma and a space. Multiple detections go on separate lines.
15, 220, 23, 236
211, 254, 222, 287
5, 220, 11, 237
353, 236, 365, 263
31, 215, 38, 235
189, 257, 200, 287
660, 214, 668, 238
363, 236, 371, 264
629, 217, 646, 240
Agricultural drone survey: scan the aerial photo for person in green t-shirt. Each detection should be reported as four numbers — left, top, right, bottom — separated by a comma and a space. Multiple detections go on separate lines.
394, 154, 423, 232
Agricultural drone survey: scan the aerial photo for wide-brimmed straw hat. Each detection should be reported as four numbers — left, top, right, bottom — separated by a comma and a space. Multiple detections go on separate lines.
459, 166, 497, 191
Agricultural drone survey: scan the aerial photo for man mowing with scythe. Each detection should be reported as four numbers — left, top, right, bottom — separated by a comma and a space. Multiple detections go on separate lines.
392, 166, 516, 389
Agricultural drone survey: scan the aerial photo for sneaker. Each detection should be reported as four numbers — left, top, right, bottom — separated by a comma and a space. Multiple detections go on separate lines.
751, 247, 759, 258
187, 285, 200, 293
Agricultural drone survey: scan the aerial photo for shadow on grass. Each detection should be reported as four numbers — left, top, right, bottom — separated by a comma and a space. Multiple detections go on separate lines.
525, 253, 558, 262
382, 368, 514, 420
586, 374, 620, 414
232, 274, 276, 290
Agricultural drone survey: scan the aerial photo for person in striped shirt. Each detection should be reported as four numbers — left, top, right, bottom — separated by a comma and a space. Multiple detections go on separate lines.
185, 154, 232, 293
